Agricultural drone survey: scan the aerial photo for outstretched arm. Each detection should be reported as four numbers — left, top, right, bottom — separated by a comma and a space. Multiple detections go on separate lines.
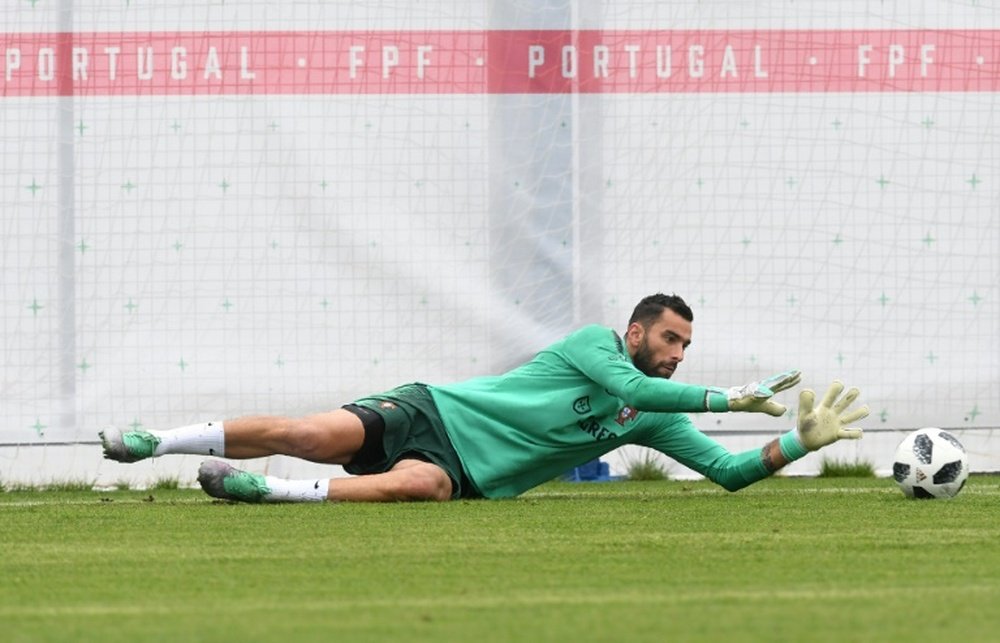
562, 327, 804, 416
703, 369, 802, 417
642, 381, 869, 491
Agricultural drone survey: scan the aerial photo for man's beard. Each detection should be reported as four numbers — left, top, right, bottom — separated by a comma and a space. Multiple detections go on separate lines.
632, 338, 675, 379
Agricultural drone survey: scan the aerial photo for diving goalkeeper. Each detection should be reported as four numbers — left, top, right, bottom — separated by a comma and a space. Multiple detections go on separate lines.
99, 293, 869, 503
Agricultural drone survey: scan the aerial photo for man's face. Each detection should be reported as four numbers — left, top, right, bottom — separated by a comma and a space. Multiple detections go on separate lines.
626, 308, 692, 379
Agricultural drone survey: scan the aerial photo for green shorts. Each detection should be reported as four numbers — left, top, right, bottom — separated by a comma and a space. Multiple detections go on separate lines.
343, 383, 481, 500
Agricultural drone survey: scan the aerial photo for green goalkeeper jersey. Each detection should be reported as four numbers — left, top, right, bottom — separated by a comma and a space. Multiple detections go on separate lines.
428, 324, 791, 498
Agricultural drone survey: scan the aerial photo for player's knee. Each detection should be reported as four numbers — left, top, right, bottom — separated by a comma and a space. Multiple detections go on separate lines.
395, 465, 452, 502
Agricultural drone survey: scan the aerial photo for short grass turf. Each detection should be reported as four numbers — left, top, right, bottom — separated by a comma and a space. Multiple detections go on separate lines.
3, 476, 1000, 643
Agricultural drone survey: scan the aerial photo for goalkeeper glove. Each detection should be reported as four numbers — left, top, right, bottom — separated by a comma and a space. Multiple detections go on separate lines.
705, 369, 802, 417
796, 380, 869, 451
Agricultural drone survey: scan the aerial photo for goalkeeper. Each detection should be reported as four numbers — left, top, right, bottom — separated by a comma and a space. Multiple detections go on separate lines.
99, 293, 869, 503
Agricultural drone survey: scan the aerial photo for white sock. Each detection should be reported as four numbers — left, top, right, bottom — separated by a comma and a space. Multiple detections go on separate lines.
262, 476, 329, 503
150, 421, 226, 457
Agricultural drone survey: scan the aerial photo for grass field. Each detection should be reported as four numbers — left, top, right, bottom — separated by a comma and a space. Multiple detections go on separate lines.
3, 475, 1000, 642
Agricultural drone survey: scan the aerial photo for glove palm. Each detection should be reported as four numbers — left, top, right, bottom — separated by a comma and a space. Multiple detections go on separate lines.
797, 381, 869, 450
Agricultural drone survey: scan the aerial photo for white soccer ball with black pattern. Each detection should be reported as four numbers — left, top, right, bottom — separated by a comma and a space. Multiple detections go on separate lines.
892, 428, 968, 499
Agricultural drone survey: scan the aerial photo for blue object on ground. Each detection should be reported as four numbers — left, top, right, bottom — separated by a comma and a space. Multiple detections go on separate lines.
564, 458, 615, 482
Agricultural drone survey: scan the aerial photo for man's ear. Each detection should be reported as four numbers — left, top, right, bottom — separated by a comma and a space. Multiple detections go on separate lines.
625, 321, 644, 348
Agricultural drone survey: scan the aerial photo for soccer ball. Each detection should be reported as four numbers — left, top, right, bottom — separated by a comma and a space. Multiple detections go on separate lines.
892, 428, 969, 499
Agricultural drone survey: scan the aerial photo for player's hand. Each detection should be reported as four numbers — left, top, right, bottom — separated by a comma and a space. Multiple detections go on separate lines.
720, 369, 802, 416
796, 381, 869, 450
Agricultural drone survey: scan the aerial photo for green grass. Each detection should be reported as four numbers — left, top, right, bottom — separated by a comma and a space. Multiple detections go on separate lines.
3, 476, 1000, 642
817, 456, 877, 478
623, 448, 670, 481
149, 476, 182, 491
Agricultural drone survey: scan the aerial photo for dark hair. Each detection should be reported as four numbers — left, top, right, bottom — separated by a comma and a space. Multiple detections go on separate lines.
628, 293, 693, 327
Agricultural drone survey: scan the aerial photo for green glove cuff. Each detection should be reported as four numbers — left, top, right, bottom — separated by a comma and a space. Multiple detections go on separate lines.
779, 429, 810, 461
704, 388, 730, 413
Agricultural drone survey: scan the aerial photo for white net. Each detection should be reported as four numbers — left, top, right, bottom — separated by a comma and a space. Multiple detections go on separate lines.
1, 1, 997, 485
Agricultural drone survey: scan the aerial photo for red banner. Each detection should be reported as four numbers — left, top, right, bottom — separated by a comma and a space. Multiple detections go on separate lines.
2, 29, 998, 96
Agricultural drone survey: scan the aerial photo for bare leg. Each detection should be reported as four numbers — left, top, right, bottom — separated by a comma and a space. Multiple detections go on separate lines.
198, 457, 454, 503
222, 408, 365, 464
326, 459, 453, 502
143, 410, 456, 503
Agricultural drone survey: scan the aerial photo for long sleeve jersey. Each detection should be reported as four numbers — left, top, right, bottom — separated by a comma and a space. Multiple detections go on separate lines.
428, 324, 801, 498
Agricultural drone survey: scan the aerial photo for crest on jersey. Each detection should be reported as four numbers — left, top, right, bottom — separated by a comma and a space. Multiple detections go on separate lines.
615, 405, 639, 426
572, 396, 592, 414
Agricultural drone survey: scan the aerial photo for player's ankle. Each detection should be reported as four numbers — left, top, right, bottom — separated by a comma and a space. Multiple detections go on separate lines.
152, 421, 225, 457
